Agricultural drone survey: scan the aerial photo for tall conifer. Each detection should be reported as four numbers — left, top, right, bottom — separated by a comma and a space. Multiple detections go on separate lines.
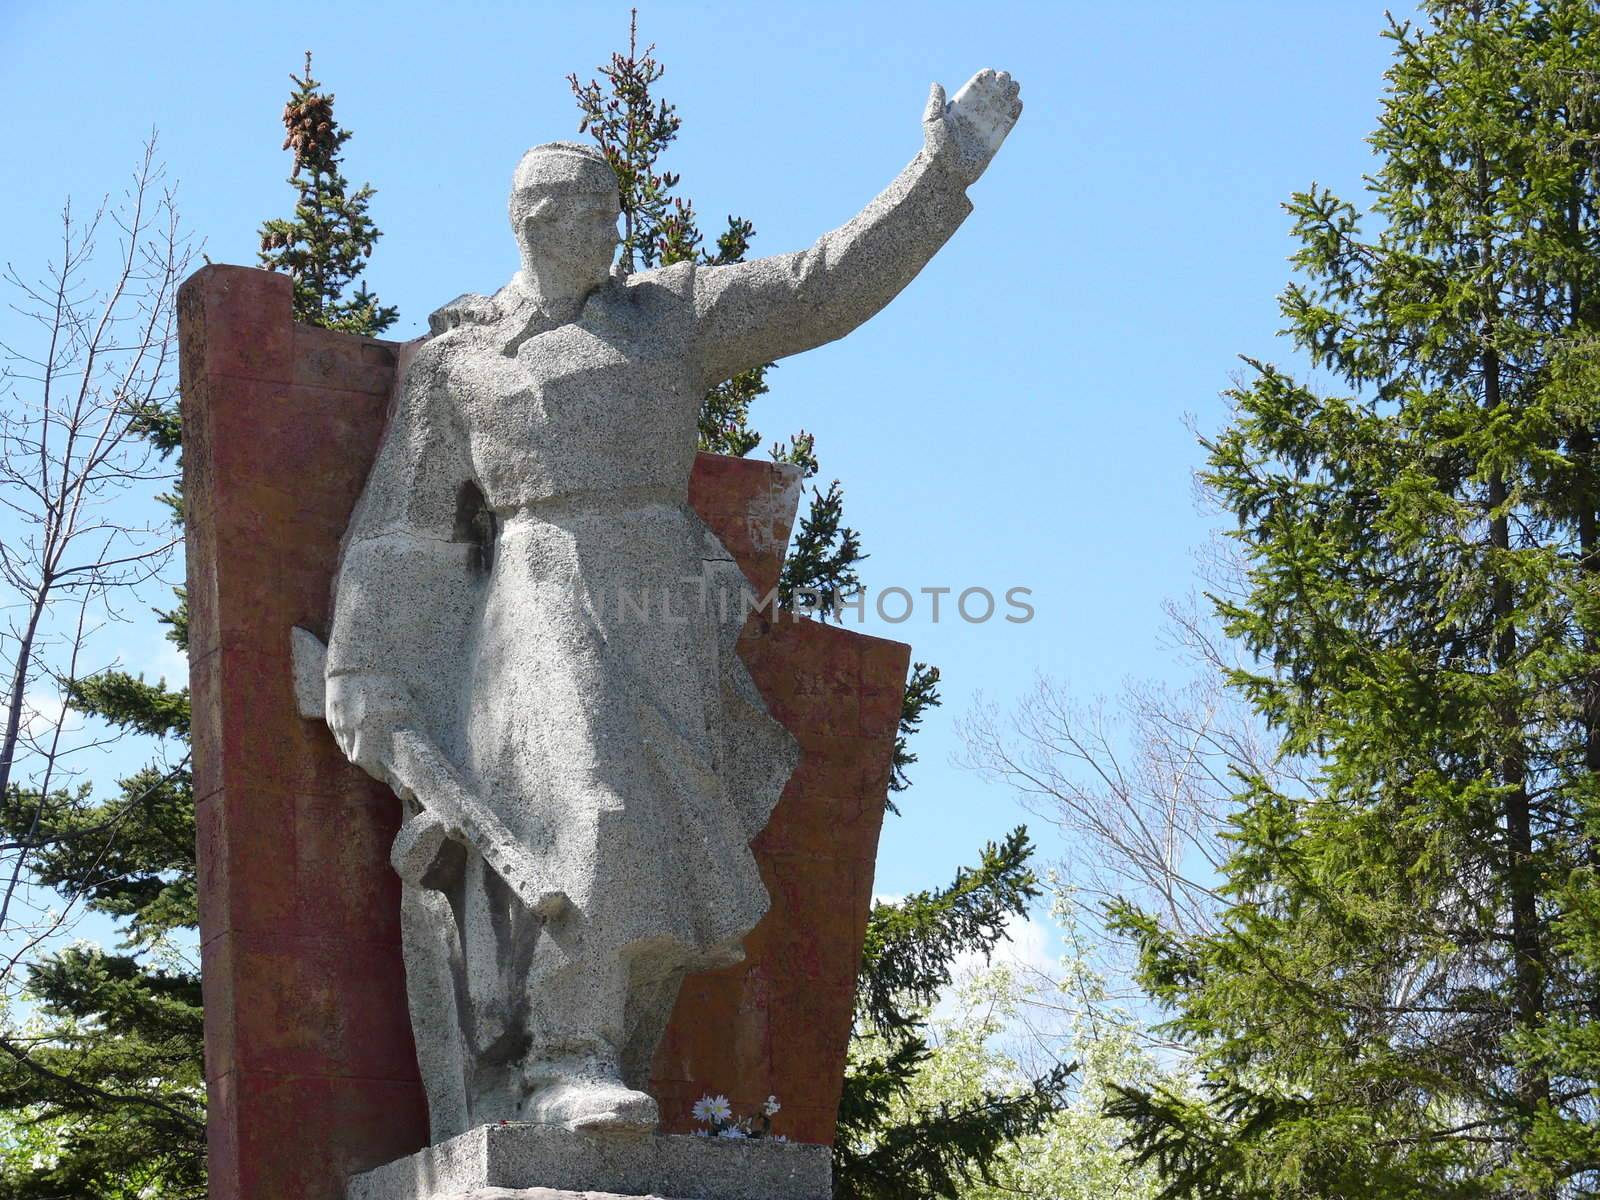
1110, 4, 1600, 1195
259, 52, 397, 336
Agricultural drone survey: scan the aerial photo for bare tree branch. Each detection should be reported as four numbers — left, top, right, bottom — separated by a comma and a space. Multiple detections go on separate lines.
0, 132, 192, 973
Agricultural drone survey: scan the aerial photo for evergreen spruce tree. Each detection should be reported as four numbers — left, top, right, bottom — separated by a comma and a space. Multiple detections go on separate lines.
1108, 4, 1600, 1195
836, 827, 1074, 1200
570, 23, 1071, 1198
259, 52, 397, 335
0, 54, 398, 1199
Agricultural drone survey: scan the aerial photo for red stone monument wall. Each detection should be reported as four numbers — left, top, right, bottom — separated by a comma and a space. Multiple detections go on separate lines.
181, 265, 907, 1200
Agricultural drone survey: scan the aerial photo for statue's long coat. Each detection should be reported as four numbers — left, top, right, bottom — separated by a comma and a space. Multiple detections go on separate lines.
323, 143, 972, 1137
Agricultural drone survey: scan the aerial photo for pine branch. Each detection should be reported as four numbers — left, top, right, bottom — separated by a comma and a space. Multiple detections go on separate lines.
857, 827, 1040, 1035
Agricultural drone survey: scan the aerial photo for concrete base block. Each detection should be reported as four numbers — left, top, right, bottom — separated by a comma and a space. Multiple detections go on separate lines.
346, 1124, 832, 1200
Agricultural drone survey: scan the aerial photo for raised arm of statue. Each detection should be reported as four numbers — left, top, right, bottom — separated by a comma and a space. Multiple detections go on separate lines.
691, 69, 1022, 387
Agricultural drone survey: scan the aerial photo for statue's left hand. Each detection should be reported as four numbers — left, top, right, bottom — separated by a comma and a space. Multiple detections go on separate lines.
924, 69, 1023, 187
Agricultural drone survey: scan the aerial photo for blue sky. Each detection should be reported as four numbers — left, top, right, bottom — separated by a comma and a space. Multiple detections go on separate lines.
1, 2, 1413, 950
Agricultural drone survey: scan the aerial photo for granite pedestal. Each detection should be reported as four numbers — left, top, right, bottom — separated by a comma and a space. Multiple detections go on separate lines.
346, 1125, 830, 1200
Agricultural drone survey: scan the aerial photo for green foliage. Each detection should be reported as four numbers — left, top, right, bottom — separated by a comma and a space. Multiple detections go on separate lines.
837, 1042, 1073, 1200
0, 956, 204, 1200
568, 12, 686, 277
890, 663, 941, 804
874, 939, 1170, 1200
692, 212, 771, 458
1110, 4, 1600, 1195
0, 178, 202, 1195
0, 559, 202, 1199
0, 1094, 192, 1200
259, 51, 397, 335
837, 829, 1075, 1198
778, 480, 865, 617
857, 827, 1042, 1034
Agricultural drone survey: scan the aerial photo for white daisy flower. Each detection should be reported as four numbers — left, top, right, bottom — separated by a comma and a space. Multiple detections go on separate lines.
717, 1126, 747, 1139
762, 1095, 781, 1116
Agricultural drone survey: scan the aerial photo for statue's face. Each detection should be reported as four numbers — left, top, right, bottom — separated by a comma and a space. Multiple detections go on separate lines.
516, 190, 621, 291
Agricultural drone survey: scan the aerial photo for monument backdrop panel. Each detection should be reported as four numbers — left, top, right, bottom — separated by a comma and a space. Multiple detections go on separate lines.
182, 265, 906, 1200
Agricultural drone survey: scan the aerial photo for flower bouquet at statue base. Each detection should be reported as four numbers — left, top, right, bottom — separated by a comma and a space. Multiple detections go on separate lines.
690, 1093, 788, 1143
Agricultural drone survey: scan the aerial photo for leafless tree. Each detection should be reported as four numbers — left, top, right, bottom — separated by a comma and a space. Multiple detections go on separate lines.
0, 135, 192, 972
956, 579, 1311, 986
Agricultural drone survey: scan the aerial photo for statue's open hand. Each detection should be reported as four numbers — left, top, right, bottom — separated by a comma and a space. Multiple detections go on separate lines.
924, 69, 1022, 187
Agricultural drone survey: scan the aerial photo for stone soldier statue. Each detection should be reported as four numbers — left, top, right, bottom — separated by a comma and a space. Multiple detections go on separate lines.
313, 68, 1022, 1141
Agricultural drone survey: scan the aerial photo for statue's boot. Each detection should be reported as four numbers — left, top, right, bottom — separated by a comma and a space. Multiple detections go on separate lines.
522, 1066, 659, 1134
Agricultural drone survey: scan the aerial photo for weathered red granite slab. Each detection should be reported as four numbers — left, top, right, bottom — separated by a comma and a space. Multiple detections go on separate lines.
182, 264, 905, 1200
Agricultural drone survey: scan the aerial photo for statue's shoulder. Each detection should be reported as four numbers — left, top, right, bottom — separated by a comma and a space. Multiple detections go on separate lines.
423, 279, 541, 360
426, 289, 507, 336
619, 259, 697, 301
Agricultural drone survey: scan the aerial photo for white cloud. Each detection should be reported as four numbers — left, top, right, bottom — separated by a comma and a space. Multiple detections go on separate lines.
946, 907, 1060, 994
20, 690, 75, 741
138, 639, 188, 687
869, 894, 1063, 998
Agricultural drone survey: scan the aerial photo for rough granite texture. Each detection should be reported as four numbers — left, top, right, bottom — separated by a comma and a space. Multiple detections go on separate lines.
184, 264, 908, 1199
314, 68, 1021, 1141
346, 1127, 829, 1200
182, 65, 1019, 1200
